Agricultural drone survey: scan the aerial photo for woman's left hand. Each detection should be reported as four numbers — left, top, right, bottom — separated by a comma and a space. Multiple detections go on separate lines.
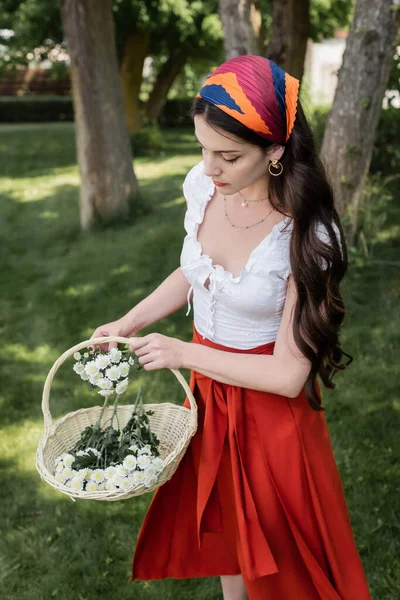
128, 333, 188, 371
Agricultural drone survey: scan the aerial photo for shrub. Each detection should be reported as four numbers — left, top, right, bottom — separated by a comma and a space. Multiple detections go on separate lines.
0, 95, 74, 122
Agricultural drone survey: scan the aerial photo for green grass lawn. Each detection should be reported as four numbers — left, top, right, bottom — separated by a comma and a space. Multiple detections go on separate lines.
0, 122, 399, 600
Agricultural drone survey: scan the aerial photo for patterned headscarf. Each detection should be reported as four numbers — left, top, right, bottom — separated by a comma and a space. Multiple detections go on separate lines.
195, 55, 300, 145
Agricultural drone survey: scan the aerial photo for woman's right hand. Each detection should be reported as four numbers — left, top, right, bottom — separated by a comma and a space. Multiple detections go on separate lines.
88, 319, 140, 353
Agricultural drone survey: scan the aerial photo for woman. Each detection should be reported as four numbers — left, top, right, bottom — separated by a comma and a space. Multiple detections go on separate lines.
90, 55, 371, 599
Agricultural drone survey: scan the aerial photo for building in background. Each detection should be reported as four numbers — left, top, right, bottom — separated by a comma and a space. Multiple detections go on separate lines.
304, 29, 399, 108
304, 30, 347, 106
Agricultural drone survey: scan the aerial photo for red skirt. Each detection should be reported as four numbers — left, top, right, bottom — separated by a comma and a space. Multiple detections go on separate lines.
129, 323, 371, 600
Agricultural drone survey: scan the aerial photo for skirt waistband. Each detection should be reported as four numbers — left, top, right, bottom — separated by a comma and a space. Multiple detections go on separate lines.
192, 321, 275, 356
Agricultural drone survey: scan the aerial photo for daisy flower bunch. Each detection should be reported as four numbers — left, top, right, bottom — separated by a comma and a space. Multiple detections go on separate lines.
51, 346, 164, 494
53, 443, 165, 491
72, 344, 142, 399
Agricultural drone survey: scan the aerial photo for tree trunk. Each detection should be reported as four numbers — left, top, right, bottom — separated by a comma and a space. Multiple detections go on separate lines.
320, 0, 399, 243
218, 0, 263, 58
60, 0, 138, 231
120, 29, 150, 135
266, 0, 310, 80
145, 49, 187, 122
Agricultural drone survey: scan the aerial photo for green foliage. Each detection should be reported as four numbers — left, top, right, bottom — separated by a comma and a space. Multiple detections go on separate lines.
159, 98, 193, 126
309, 104, 400, 177
346, 173, 396, 268
0, 95, 74, 122
370, 107, 400, 175
307, 103, 400, 268
310, 0, 355, 41
130, 121, 165, 156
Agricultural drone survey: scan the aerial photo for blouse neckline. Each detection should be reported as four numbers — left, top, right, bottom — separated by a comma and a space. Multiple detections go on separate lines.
192, 162, 292, 283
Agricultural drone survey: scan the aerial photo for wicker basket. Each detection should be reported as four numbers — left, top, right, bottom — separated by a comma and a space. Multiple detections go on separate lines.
36, 336, 198, 502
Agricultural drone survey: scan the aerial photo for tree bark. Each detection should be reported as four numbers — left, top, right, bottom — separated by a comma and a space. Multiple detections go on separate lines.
60, 0, 138, 230
145, 48, 187, 122
266, 0, 310, 80
120, 29, 150, 135
320, 0, 399, 243
218, 0, 264, 58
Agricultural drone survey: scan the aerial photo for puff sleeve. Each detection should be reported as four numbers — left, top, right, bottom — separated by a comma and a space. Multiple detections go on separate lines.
182, 160, 205, 236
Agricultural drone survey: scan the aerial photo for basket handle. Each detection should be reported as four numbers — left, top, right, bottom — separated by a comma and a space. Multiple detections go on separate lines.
41, 336, 197, 431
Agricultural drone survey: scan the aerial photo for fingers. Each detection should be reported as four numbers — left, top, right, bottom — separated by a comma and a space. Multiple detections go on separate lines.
89, 330, 114, 354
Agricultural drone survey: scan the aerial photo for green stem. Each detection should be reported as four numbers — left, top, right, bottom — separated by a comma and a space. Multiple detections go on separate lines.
96, 396, 109, 429
110, 394, 120, 430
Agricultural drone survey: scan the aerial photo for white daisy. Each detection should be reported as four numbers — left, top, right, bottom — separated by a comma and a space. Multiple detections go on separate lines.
131, 471, 145, 485
89, 372, 104, 385
98, 389, 114, 397
80, 371, 90, 381
62, 454, 75, 468
139, 444, 152, 455
98, 377, 113, 390
76, 468, 90, 480
115, 378, 129, 395
129, 444, 139, 453
55, 461, 65, 473
105, 364, 121, 381
152, 457, 164, 472
143, 464, 156, 479
85, 360, 99, 377
105, 480, 117, 490
119, 362, 130, 377
123, 455, 137, 471
90, 469, 105, 483
86, 480, 99, 492
73, 351, 82, 360
144, 475, 158, 488
120, 478, 132, 491
109, 348, 123, 363
70, 477, 84, 491
105, 466, 118, 480
113, 474, 126, 488
83, 352, 89, 359
137, 454, 151, 470
116, 464, 128, 477
95, 354, 111, 370
55, 472, 67, 484
73, 362, 85, 375
61, 467, 73, 480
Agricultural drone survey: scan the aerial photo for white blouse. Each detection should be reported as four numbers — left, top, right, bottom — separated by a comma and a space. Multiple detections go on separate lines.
180, 160, 341, 350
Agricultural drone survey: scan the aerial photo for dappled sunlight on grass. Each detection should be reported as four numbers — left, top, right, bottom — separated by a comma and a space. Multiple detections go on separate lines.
0, 342, 57, 365
0, 419, 43, 471
40, 210, 60, 219
57, 283, 96, 298
110, 264, 133, 276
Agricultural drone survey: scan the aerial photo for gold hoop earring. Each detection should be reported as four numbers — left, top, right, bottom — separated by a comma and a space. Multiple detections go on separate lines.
268, 159, 283, 177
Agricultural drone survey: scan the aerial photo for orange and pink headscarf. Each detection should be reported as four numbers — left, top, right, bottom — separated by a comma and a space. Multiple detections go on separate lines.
196, 55, 300, 145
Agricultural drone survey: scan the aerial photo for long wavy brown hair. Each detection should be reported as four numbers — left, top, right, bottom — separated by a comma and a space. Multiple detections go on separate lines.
190, 97, 353, 411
